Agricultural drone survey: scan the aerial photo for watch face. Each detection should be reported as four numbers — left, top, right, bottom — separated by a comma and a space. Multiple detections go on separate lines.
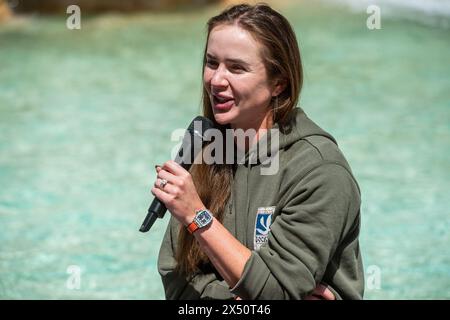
195, 210, 212, 227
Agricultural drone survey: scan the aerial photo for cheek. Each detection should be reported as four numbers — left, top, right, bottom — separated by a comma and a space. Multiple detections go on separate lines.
241, 81, 272, 104
203, 69, 213, 88
255, 78, 273, 99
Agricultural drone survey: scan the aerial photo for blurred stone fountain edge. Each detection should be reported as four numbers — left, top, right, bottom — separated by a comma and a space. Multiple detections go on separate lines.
4, 0, 222, 14
0, 0, 12, 22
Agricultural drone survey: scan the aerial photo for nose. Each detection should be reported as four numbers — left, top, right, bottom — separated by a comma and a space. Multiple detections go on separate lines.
210, 64, 228, 89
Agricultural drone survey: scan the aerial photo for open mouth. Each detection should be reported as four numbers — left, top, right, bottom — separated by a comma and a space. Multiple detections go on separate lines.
212, 94, 234, 110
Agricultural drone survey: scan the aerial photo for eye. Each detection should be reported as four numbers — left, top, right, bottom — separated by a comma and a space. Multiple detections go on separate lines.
206, 59, 218, 69
230, 64, 246, 73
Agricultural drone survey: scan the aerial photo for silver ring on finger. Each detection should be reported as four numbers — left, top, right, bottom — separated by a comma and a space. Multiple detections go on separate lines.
159, 179, 168, 189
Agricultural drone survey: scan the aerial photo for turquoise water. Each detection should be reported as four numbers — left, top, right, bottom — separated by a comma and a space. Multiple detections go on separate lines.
0, 2, 449, 299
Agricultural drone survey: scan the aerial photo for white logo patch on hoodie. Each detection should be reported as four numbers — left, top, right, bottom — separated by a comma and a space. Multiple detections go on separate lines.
254, 206, 275, 250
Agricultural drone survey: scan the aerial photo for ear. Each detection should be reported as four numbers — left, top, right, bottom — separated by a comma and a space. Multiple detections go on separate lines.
272, 78, 287, 97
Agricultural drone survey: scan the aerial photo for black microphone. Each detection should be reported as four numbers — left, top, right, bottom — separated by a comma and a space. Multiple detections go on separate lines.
139, 116, 215, 233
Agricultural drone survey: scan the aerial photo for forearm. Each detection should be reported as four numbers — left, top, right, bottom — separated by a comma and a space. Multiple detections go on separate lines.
193, 217, 251, 289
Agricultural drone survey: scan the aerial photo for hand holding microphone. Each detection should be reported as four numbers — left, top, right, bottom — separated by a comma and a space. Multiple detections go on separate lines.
152, 161, 205, 227
139, 116, 215, 233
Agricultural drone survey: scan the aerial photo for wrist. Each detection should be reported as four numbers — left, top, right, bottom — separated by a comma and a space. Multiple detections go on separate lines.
182, 212, 196, 227
186, 207, 213, 234
181, 205, 204, 227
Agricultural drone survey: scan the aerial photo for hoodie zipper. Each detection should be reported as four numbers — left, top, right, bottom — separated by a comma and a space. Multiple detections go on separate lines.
244, 162, 252, 248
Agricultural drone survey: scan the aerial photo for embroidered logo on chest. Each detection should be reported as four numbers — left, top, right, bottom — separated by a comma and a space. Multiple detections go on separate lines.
254, 206, 275, 250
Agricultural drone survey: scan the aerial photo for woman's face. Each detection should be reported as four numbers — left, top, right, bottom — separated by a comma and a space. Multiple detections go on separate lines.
204, 24, 278, 131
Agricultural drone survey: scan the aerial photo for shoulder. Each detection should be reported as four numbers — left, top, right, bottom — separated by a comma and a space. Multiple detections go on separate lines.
278, 135, 361, 203
283, 135, 354, 178
278, 153, 361, 226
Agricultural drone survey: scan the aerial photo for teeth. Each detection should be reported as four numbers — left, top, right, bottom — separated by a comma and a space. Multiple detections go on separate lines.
215, 95, 230, 102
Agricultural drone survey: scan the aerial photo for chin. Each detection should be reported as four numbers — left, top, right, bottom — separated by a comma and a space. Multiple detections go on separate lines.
213, 115, 231, 126
213, 110, 237, 126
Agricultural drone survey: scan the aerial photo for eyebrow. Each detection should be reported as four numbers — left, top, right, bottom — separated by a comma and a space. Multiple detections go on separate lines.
206, 53, 250, 67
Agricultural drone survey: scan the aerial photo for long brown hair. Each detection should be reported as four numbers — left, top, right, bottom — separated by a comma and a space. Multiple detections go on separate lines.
175, 3, 303, 276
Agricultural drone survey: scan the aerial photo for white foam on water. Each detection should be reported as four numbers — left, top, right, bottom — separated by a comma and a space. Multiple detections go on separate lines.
324, 0, 450, 28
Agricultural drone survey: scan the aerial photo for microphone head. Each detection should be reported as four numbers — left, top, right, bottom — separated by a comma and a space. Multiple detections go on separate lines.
175, 116, 215, 169
187, 116, 215, 136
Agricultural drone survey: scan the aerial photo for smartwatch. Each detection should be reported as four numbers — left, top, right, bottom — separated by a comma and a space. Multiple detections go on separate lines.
187, 208, 213, 234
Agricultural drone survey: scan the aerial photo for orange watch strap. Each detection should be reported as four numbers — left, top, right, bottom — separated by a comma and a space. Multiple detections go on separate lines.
187, 221, 199, 234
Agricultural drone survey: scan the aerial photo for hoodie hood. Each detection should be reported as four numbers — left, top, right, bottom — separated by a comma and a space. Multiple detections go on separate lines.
245, 107, 337, 164
277, 107, 337, 150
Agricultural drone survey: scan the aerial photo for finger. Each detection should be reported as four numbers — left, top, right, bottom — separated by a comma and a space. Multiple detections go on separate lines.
304, 295, 321, 300
162, 160, 188, 176
312, 284, 335, 300
154, 178, 167, 189
154, 178, 176, 194
157, 168, 177, 184
151, 186, 172, 204
318, 285, 335, 300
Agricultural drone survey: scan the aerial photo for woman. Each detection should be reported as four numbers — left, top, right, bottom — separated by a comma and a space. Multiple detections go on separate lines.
153, 3, 364, 300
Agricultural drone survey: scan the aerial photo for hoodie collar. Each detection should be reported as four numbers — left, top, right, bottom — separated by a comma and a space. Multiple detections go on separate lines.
240, 107, 337, 166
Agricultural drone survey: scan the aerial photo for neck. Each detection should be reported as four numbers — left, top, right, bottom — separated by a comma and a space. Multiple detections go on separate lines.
231, 110, 273, 152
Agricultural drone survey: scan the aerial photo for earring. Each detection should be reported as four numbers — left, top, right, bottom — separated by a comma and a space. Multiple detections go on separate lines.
272, 95, 279, 121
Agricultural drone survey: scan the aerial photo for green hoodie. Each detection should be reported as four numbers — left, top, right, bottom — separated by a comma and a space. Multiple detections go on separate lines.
157, 107, 364, 300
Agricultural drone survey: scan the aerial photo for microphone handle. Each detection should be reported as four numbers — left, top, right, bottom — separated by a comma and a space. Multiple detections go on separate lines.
139, 198, 167, 232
